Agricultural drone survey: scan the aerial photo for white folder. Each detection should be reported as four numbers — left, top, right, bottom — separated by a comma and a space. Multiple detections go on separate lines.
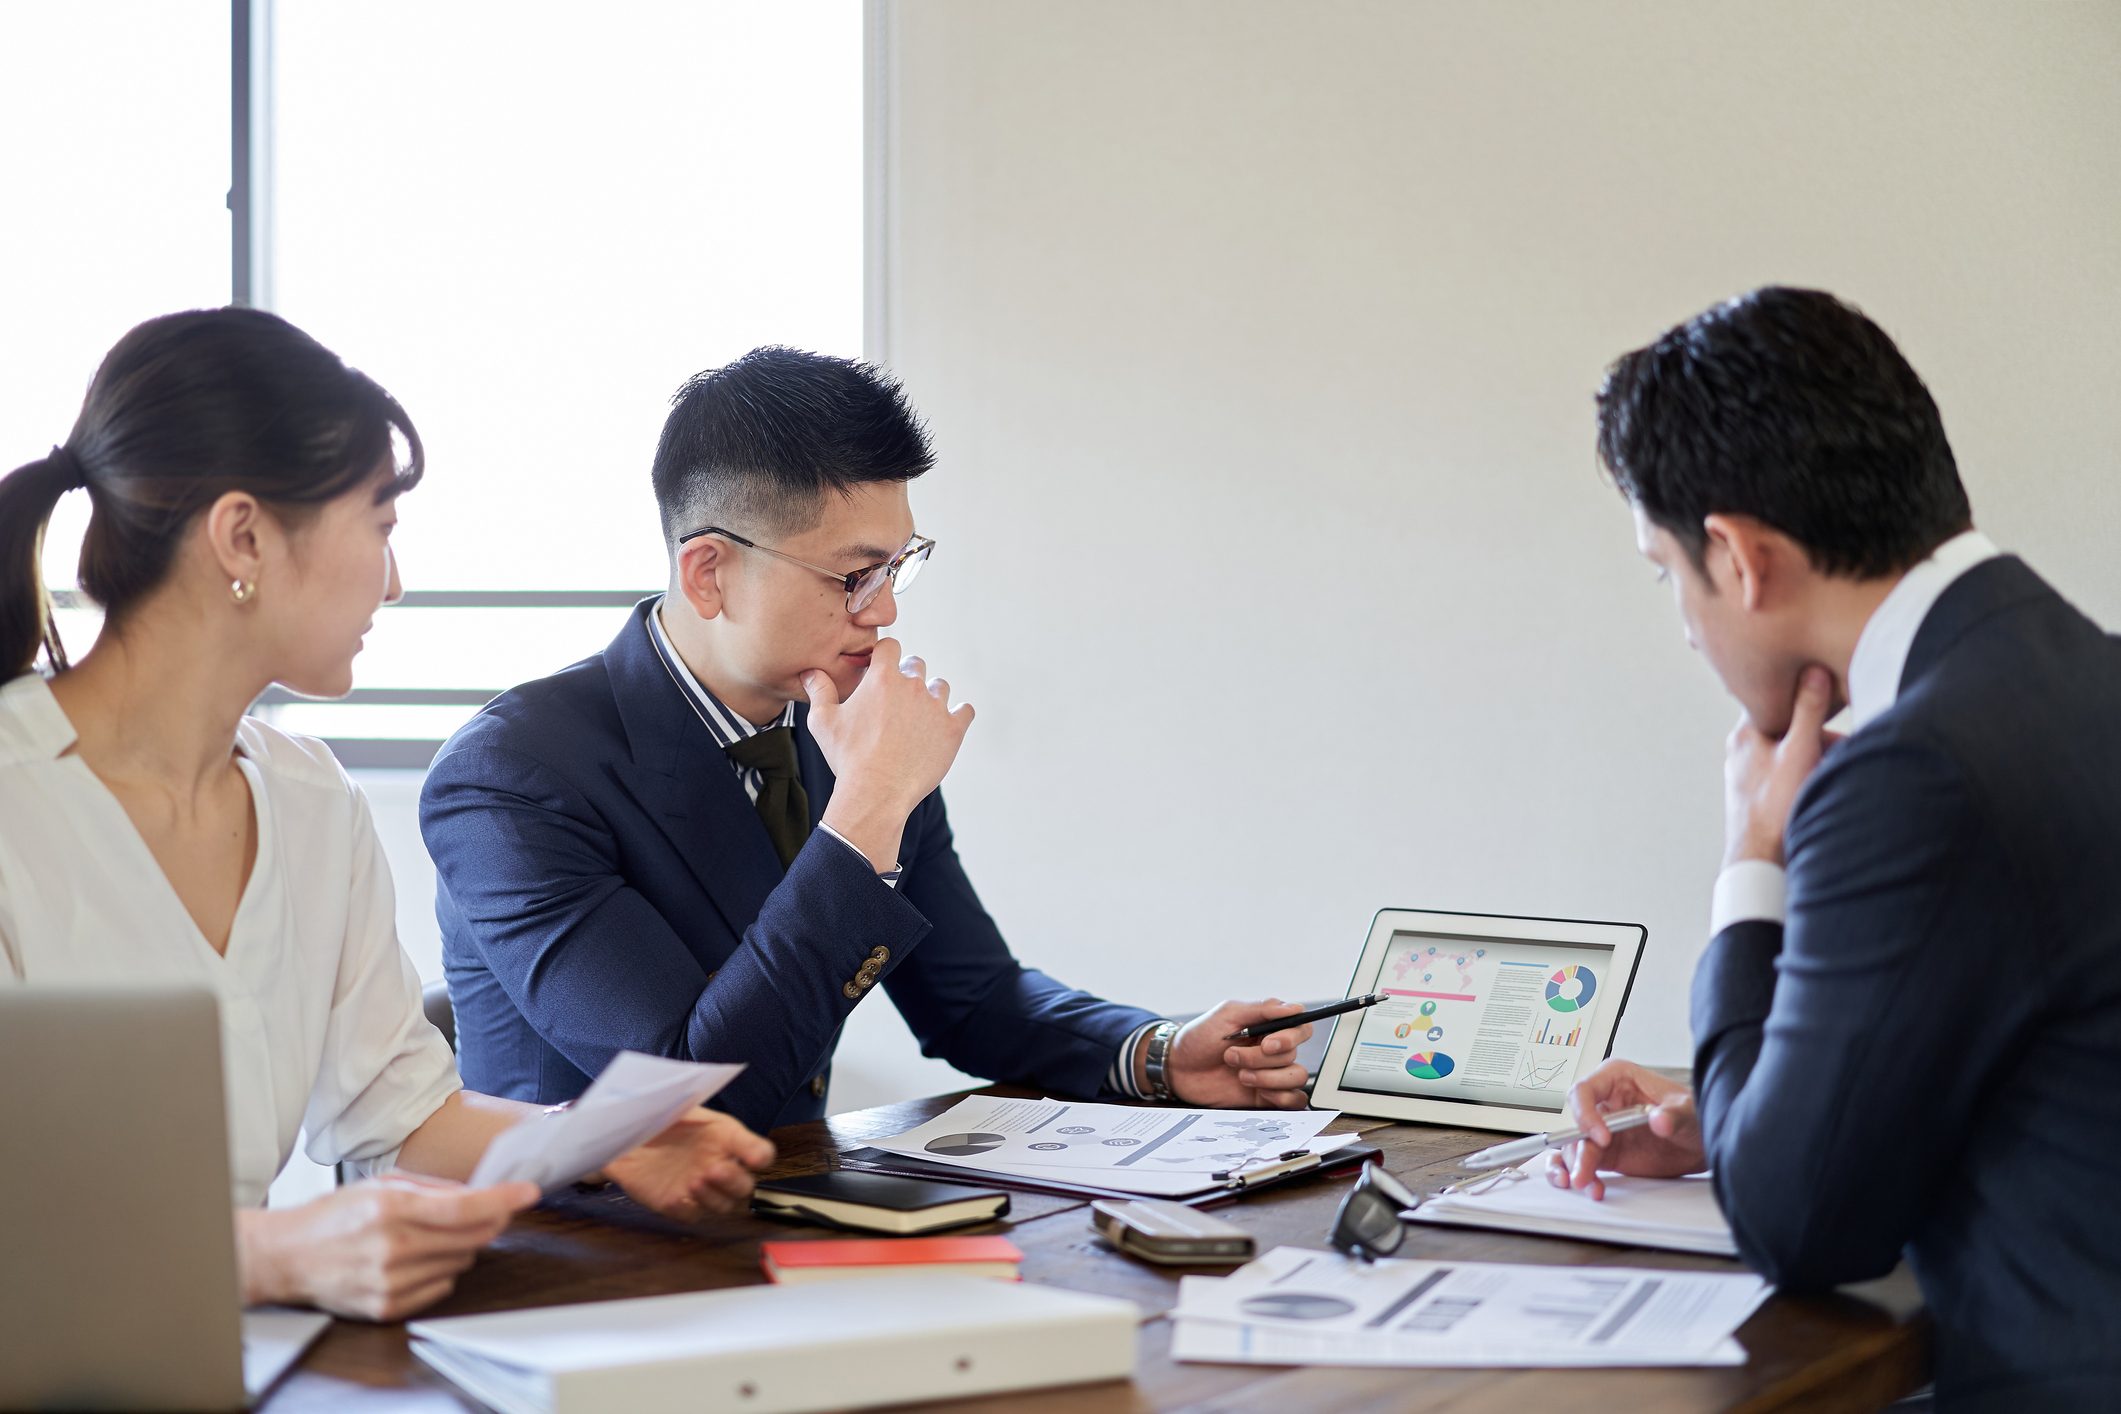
409, 1275, 1139, 1414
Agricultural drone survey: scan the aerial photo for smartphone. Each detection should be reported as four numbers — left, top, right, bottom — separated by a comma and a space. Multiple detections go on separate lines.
1089, 1197, 1257, 1266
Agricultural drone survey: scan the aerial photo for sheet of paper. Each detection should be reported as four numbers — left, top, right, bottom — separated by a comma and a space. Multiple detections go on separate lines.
468, 1052, 744, 1192
1169, 1320, 1748, 1367
872, 1096, 1338, 1176
1170, 1246, 1767, 1367
1408, 1158, 1737, 1256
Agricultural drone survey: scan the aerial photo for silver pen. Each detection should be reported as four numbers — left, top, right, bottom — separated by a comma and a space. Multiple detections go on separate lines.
1460, 1105, 1654, 1171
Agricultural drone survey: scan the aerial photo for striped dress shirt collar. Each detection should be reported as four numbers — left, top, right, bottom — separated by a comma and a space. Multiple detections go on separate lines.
644, 596, 795, 787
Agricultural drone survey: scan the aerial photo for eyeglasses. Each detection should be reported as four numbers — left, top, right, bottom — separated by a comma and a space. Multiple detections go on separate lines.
676, 526, 936, 614
1328, 1162, 1422, 1263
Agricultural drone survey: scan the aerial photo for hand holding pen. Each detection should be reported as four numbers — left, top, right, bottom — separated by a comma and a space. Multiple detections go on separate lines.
1542, 1057, 1704, 1201
1164, 999, 1318, 1110
1223, 993, 1387, 1041
1460, 1105, 1656, 1170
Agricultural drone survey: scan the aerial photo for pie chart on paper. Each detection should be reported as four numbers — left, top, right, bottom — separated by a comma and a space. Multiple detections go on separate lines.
924, 1133, 1008, 1157
1404, 1052, 1456, 1081
1545, 965, 1597, 1013
1240, 1292, 1358, 1321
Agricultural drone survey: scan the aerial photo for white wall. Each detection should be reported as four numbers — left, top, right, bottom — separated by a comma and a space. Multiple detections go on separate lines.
828, 0, 2121, 1093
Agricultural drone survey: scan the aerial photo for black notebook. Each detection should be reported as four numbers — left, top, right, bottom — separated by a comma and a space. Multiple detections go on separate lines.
751, 1170, 1012, 1235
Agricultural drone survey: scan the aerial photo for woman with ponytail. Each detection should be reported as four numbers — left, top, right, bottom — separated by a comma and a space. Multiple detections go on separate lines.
0, 309, 772, 1321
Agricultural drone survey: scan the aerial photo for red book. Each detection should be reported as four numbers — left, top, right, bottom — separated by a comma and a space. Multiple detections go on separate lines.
760, 1235, 1024, 1285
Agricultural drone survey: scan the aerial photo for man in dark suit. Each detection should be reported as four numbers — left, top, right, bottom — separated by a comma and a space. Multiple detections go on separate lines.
1552, 288, 2121, 1411
420, 348, 1314, 1134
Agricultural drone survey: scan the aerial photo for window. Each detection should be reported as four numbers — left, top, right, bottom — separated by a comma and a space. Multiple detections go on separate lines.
265, 1, 865, 758
11, 3, 865, 761
2, 1, 230, 662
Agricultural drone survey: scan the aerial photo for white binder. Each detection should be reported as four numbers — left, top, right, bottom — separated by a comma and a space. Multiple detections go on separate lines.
409, 1274, 1139, 1414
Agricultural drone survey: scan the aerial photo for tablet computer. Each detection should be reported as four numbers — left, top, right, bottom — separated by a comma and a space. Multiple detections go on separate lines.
1310, 908, 1646, 1133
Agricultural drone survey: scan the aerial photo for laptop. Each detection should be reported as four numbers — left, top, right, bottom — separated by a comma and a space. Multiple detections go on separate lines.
0, 986, 329, 1410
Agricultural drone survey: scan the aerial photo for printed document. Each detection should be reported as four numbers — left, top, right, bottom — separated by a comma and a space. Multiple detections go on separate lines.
1170, 1246, 1765, 1367
468, 1052, 743, 1192
1408, 1158, 1737, 1256
872, 1096, 1338, 1176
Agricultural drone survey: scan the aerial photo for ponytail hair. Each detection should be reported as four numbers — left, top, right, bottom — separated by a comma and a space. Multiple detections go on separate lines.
0, 450, 87, 676
1, 307, 423, 679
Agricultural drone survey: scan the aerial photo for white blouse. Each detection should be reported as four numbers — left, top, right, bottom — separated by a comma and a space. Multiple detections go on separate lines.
0, 674, 460, 1207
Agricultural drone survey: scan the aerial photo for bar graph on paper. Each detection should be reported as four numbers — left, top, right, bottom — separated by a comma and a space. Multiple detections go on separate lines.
1532, 1017, 1582, 1047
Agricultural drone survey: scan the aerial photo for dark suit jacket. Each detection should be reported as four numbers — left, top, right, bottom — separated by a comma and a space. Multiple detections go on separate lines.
420, 600, 1158, 1132
1692, 558, 2121, 1411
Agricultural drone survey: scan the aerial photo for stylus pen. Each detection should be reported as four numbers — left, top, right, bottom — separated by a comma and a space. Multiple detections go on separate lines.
1224, 993, 1387, 1041
1460, 1105, 1654, 1170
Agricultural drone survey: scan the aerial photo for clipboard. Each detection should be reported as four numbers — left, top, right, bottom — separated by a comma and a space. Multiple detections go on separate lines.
834, 1140, 1381, 1208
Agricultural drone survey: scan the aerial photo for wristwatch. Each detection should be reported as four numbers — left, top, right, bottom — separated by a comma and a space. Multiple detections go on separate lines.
1143, 1020, 1180, 1103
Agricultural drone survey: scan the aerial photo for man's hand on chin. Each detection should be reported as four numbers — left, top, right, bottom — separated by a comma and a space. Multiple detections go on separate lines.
1165, 999, 1314, 1110
1724, 665, 1842, 867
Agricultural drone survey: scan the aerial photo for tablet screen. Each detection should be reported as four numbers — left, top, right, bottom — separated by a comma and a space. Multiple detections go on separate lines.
1335, 928, 1616, 1115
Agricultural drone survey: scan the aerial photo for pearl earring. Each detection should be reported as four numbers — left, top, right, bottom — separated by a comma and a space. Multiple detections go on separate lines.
231, 579, 254, 604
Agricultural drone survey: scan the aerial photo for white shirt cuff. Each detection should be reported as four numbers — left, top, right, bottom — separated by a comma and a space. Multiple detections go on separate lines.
1107, 1021, 1161, 1100
1711, 860, 1788, 933
815, 822, 903, 888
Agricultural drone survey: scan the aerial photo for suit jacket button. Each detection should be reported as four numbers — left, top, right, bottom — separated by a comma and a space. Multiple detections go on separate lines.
868, 945, 890, 965
810, 1075, 827, 1099
842, 981, 862, 1000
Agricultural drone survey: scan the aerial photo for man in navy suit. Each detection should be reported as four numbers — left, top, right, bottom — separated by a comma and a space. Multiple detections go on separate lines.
420, 348, 1314, 1134
1553, 288, 2121, 1410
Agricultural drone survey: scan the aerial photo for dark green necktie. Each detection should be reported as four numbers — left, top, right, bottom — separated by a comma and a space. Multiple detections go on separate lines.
725, 726, 812, 869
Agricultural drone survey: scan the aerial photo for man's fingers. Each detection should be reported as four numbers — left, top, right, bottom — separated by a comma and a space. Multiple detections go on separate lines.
1224, 1036, 1306, 1068
1569, 1141, 1610, 1200
1566, 1086, 1612, 1148
801, 671, 841, 711
1784, 665, 1835, 743
1257, 1024, 1311, 1056
1236, 1063, 1308, 1090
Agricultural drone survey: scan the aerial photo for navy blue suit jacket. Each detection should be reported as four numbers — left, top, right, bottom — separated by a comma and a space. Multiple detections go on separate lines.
1691, 558, 2121, 1411
420, 601, 1157, 1132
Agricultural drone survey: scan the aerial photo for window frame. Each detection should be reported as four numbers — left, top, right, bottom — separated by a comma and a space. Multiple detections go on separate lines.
207, 1, 885, 767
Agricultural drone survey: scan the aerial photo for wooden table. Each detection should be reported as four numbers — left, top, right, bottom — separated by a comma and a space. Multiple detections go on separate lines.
263, 1090, 1930, 1412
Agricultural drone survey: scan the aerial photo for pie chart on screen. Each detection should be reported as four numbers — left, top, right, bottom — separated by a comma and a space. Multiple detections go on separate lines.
1405, 1052, 1455, 1081
1545, 965, 1597, 1013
